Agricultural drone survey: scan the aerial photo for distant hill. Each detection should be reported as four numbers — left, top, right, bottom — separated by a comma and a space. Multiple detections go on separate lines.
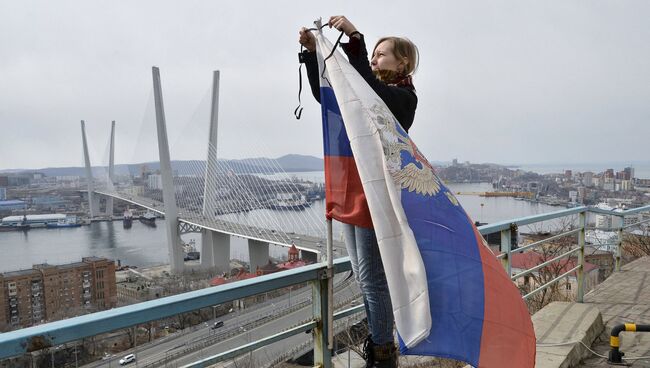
1, 154, 324, 177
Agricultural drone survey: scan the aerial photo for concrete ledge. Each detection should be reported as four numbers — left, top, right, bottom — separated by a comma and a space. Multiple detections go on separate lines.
534, 302, 604, 368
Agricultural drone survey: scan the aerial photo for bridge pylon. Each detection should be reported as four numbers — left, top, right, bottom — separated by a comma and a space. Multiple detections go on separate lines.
80, 120, 97, 219
152, 67, 185, 274
200, 70, 232, 273
105, 120, 116, 218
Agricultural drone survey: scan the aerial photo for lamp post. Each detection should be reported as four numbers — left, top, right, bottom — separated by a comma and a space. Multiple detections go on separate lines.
240, 327, 253, 365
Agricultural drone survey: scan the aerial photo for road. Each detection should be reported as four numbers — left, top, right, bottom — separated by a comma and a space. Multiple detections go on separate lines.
84, 273, 360, 368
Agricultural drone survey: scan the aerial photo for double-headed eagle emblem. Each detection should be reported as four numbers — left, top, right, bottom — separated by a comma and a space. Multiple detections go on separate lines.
367, 103, 458, 206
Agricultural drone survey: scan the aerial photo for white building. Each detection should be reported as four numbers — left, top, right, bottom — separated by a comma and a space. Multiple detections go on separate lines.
147, 174, 163, 190
621, 180, 634, 191
2, 214, 67, 227
594, 203, 617, 229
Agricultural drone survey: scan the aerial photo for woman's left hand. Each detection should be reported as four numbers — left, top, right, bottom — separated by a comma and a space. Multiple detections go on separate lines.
328, 15, 358, 36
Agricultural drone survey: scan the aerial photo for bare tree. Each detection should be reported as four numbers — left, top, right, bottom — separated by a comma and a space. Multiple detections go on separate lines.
516, 219, 578, 314
622, 229, 650, 258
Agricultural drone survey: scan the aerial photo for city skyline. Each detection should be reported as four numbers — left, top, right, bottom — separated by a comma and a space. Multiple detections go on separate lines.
1, 1, 649, 170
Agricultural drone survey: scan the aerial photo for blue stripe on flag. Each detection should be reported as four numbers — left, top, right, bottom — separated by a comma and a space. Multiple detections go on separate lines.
320, 87, 353, 157
395, 125, 485, 364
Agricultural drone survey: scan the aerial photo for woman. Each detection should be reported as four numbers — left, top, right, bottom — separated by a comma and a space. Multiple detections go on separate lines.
299, 16, 418, 368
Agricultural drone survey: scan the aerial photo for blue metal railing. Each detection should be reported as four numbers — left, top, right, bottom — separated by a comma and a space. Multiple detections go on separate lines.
1, 204, 649, 367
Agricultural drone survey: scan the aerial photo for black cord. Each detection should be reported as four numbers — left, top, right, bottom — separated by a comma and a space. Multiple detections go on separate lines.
293, 46, 305, 119
294, 22, 344, 120
319, 30, 345, 87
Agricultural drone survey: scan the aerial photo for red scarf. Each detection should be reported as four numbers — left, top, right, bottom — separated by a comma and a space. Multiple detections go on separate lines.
373, 69, 415, 90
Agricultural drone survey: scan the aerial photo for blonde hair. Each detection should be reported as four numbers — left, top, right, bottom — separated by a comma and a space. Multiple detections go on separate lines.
373, 37, 419, 75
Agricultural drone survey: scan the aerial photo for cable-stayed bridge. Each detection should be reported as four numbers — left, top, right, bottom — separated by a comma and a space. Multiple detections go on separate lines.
80, 68, 338, 275
4, 66, 650, 367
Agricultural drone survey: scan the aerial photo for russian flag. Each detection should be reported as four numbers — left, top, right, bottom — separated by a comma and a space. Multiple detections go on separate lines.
314, 30, 535, 367
319, 60, 372, 228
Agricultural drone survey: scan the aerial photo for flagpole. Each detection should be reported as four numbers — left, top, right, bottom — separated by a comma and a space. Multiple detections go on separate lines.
326, 218, 334, 349
313, 16, 334, 351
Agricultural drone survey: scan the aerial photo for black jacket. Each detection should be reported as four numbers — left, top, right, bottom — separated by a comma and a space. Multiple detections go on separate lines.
300, 34, 417, 132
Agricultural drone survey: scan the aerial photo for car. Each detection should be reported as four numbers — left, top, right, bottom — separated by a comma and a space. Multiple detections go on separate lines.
211, 321, 224, 330
119, 354, 135, 365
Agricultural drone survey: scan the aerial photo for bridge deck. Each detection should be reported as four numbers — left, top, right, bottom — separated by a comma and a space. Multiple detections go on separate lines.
94, 190, 345, 254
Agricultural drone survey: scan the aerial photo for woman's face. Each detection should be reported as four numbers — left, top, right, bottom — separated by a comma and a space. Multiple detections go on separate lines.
371, 40, 404, 73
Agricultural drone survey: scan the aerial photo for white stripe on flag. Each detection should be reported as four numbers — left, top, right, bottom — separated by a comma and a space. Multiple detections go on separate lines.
315, 32, 431, 348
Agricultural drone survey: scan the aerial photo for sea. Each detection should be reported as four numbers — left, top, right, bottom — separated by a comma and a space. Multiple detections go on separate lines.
0, 171, 604, 273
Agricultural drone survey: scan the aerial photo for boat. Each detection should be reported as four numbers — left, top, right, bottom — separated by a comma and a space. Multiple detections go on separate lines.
269, 193, 311, 211
139, 212, 157, 227
46, 216, 81, 228
123, 209, 133, 229
183, 239, 200, 261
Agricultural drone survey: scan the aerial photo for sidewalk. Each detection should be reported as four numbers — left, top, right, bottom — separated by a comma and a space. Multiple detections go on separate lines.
579, 256, 650, 367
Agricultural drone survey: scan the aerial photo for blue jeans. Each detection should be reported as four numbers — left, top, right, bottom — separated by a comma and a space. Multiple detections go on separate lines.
342, 223, 394, 345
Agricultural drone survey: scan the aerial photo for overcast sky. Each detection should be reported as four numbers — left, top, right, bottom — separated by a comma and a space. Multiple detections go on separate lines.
1, 1, 648, 171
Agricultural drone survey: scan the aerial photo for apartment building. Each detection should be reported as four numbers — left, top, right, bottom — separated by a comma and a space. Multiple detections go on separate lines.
0, 257, 116, 331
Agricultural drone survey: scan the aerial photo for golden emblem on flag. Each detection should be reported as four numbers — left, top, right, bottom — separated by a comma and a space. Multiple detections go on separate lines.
368, 103, 447, 199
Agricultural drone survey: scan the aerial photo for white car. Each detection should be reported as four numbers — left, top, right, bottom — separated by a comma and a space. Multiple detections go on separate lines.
119, 354, 135, 365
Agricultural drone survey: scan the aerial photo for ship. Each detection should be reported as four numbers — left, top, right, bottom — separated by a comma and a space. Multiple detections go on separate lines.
3, 214, 77, 230
46, 216, 81, 228
139, 212, 157, 227
123, 209, 133, 229
183, 239, 200, 261
269, 193, 311, 211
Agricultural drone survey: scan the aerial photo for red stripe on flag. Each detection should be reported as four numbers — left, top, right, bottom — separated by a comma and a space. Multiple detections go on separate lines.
472, 224, 536, 367
324, 155, 373, 228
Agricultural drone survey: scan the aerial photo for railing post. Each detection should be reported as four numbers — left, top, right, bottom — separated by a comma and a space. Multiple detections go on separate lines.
577, 210, 586, 302
500, 229, 512, 277
311, 272, 332, 368
615, 215, 624, 272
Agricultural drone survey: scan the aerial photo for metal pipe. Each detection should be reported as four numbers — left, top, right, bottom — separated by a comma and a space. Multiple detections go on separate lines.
326, 219, 334, 349
523, 265, 580, 300
616, 224, 623, 272
511, 247, 580, 280
500, 229, 512, 276
577, 211, 586, 302
512, 228, 581, 255
608, 323, 650, 364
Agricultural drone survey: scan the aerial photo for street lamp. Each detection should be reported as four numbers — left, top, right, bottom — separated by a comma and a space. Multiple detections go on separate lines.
240, 327, 253, 365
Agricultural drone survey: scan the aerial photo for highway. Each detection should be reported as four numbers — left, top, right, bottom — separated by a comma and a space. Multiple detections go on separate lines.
84, 273, 361, 368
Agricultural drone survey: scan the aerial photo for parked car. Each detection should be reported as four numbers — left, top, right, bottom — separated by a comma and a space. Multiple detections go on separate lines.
211, 321, 224, 330
119, 354, 135, 365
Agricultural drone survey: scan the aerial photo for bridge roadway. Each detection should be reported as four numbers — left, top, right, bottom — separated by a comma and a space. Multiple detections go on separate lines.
83, 273, 361, 368
93, 190, 347, 256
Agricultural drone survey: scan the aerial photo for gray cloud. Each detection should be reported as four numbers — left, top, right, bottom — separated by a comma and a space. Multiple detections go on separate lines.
1, 0, 648, 170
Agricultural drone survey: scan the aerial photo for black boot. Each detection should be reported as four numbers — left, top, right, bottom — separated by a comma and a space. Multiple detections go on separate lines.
362, 336, 398, 368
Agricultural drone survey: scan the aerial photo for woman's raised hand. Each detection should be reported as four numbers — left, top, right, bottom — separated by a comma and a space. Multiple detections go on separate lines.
328, 15, 358, 36
298, 27, 316, 52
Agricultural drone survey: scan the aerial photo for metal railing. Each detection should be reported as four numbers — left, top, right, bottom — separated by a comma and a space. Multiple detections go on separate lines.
0, 204, 649, 368
478, 204, 650, 303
